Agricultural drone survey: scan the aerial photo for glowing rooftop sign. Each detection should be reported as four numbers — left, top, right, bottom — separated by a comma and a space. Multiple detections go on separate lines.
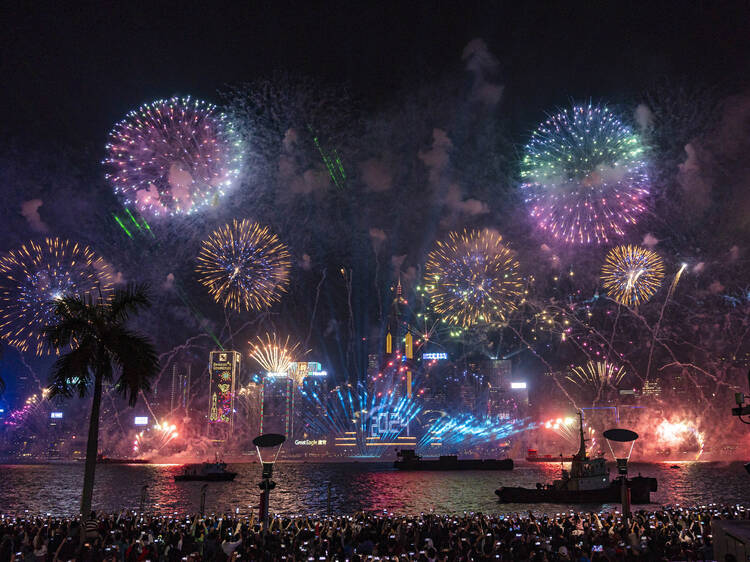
134, 416, 149, 426
422, 352, 448, 360
510, 381, 527, 389
50, 412, 63, 419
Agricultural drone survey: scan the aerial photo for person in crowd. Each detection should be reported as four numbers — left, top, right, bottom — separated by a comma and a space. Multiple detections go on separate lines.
0, 504, 745, 560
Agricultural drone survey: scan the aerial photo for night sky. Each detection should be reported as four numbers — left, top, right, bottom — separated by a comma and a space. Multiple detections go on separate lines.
3, 2, 749, 144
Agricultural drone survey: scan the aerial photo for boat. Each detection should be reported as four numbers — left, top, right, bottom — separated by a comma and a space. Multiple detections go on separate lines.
395, 449, 513, 471
97, 454, 150, 464
496, 413, 657, 504
174, 461, 237, 482
526, 449, 574, 463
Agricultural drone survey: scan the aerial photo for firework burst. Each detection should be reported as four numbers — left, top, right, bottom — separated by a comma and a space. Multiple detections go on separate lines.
653, 419, 705, 460
249, 333, 299, 375
133, 420, 179, 455
196, 219, 291, 312
567, 360, 626, 395
521, 103, 649, 245
601, 245, 665, 307
424, 229, 522, 327
104, 96, 243, 218
0, 238, 113, 355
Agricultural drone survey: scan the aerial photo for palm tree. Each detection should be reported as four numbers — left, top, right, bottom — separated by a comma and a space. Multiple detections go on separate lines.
45, 284, 159, 518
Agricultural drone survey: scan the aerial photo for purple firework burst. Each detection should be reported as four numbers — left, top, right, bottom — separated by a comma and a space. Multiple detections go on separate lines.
520, 104, 649, 245
104, 96, 243, 218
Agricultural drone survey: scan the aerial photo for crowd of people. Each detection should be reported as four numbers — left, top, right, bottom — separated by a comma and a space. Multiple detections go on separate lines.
0, 504, 746, 561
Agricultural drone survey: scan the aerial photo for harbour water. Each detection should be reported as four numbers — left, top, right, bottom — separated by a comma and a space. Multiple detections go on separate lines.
0, 461, 747, 516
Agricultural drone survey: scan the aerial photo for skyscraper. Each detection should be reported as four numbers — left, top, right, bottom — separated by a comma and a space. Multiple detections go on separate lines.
207, 350, 240, 440
170, 363, 191, 414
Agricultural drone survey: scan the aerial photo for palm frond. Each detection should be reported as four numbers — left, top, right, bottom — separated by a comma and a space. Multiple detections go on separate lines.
108, 283, 152, 325
105, 326, 159, 407
47, 340, 95, 400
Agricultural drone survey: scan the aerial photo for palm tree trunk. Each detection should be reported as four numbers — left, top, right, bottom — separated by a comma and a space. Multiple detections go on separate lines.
80, 372, 103, 520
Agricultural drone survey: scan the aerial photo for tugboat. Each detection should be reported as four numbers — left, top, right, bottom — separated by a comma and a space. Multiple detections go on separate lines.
174, 459, 237, 482
395, 449, 513, 471
496, 413, 656, 503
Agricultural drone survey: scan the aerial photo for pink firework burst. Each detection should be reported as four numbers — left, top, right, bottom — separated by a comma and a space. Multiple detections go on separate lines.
520, 104, 649, 245
104, 96, 243, 218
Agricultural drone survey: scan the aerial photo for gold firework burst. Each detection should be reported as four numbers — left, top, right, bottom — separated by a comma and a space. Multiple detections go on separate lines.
601, 245, 664, 307
424, 229, 523, 327
566, 360, 626, 391
249, 333, 300, 375
196, 219, 291, 312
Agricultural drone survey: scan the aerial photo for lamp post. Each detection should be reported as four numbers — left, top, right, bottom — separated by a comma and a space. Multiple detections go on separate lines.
252, 433, 286, 532
603, 428, 639, 520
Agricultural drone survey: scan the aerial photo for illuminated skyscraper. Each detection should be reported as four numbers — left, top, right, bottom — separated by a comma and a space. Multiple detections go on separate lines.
208, 350, 240, 440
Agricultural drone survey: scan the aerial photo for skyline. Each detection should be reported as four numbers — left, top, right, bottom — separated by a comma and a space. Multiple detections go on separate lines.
0, 3, 749, 461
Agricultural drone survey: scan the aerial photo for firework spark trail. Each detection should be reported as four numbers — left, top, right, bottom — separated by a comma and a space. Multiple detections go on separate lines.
196, 219, 291, 313
104, 96, 243, 218
305, 268, 327, 348
521, 103, 649, 245
606, 303, 623, 361
105, 391, 127, 438
143, 332, 213, 409
17, 351, 45, 393
540, 416, 579, 448
507, 324, 580, 409
617, 306, 724, 414
541, 300, 644, 393
645, 263, 687, 381
425, 229, 522, 328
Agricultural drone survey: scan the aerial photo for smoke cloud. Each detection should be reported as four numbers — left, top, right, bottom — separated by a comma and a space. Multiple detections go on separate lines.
642, 233, 659, 248
462, 38, 504, 106
359, 157, 393, 192
634, 103, 654, 131
443, 183, 489, 216
418, 129, 452, 184
20, 199, 48, 232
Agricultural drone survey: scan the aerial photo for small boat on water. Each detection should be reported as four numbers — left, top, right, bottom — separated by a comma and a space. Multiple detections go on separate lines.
525, 449, 574, 463
395, 449, 513, 471
174, 461, 237, 482
496, 413, 657, 504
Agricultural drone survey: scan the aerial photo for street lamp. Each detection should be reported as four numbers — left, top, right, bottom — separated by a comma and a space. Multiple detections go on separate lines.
603, 427, 638, 519
252, 433, 286, 532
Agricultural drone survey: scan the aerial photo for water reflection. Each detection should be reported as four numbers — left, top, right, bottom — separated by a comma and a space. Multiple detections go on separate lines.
0, 461, 746, 515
